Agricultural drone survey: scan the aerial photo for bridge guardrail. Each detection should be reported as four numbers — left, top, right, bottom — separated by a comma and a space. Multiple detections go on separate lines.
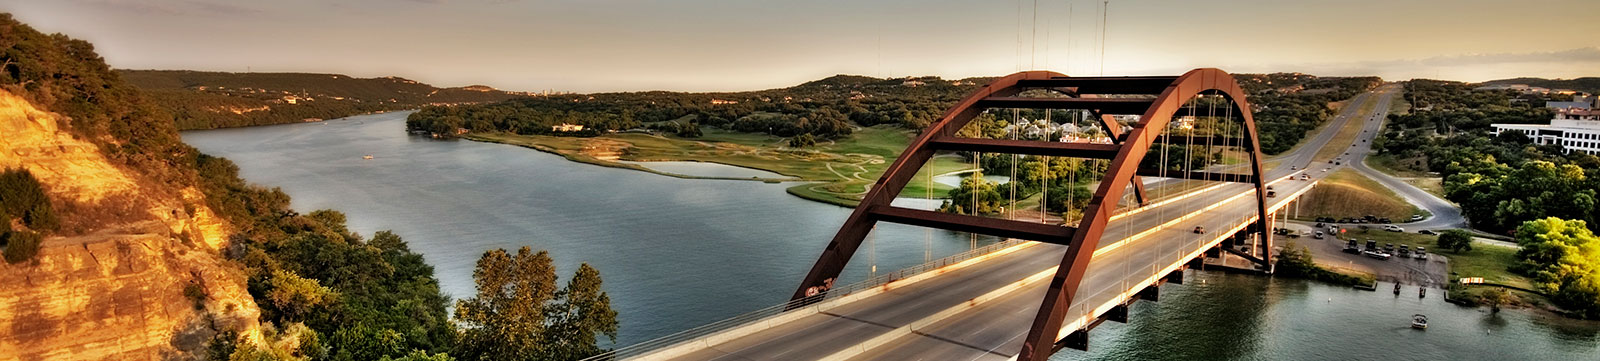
580, 238, 1027, 361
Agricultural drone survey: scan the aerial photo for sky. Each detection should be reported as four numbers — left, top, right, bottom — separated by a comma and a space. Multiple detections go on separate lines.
2, 0, 1597, 93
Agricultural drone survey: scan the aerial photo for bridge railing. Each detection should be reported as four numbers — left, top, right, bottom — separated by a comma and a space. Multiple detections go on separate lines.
581, 238, 1027, 361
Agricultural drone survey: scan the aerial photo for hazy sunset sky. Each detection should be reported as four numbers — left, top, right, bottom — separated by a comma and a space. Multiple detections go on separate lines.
3, 0, 1597, 93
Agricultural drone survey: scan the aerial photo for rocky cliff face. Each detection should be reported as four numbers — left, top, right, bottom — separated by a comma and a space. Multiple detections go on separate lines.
0, 89, 259, 360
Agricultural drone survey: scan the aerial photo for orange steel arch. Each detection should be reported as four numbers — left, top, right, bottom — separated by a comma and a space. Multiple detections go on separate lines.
788, 68, 1271, 360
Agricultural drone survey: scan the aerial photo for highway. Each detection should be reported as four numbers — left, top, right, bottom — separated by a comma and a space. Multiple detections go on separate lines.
643, 161, 1319, 360
1339, 87, 1470, 230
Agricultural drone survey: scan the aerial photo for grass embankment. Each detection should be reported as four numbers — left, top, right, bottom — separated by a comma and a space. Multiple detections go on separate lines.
1295, 168, 1424, 221
467, 126, 970, 207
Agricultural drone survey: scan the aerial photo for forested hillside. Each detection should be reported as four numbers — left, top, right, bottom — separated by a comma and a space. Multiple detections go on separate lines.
121, 70, 524, 129
407, 72, 1377, 154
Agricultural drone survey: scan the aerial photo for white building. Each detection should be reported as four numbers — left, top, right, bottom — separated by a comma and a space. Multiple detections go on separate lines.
1491, 108, 1600, 155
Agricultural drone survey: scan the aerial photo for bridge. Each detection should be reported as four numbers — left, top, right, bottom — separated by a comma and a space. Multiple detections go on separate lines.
587, 69, 1328, 361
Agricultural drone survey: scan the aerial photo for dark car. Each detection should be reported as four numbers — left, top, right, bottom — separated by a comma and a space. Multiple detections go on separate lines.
1378, 218, 1391, 224
1419, 229, 1437, 235
1193, 226, 1205, 234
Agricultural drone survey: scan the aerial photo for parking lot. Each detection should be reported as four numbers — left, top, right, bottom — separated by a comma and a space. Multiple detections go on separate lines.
1282, 222, 1450, 287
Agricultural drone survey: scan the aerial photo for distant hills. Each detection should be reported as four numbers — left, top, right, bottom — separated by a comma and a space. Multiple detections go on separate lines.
1478, 77, 1600, 94
119, 70, 527, 129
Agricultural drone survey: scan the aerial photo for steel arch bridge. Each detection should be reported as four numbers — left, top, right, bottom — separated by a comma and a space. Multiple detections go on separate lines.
790, 68, 1273, 361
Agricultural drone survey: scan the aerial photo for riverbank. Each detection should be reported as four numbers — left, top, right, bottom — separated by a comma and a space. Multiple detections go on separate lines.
464, 127, 973, 207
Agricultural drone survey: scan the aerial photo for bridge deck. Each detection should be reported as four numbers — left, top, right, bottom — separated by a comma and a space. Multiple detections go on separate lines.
644, 167, 1316, 361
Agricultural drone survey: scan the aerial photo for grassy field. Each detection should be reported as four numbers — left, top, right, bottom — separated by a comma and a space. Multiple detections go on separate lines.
468, 126, 974, 207
1388, 85, 1411, 116
1365, 153, 1435, 178
1295, 168, 1424, 221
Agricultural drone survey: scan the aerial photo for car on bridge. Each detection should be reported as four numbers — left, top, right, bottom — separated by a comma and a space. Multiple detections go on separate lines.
1300, 174, 1310, 181
1193, 226, 1205, 234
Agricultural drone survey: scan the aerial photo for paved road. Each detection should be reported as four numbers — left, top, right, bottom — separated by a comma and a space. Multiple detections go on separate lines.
1336, 86, 1470, 231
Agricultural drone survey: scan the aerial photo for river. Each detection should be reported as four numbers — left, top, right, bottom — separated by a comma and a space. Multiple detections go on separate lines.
183, 111, 1599, 359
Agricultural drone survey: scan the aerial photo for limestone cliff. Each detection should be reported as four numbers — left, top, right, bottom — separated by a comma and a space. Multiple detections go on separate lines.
0, 89, 259, 360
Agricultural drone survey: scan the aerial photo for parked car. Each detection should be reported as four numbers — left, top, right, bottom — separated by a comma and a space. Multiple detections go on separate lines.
1378, 218, 1391, 224
1415, 247, 1428, 260
1418, 229, 1437, 235
1399, 245, 1411, 258
1366, 240, 1378, 251
1384, 225, 1404, 232
1344, 240, 1361, 254
1364, 250, 1392, 260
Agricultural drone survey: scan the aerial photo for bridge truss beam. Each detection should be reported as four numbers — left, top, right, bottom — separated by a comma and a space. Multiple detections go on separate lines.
787, 69, 1272, 361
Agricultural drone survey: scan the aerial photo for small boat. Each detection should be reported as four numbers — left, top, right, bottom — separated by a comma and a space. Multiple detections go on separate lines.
363, 155, 374, 160
1411, 314, 1428, 330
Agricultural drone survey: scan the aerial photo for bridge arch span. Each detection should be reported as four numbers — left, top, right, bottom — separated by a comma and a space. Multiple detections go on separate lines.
791, 68, 1272, 361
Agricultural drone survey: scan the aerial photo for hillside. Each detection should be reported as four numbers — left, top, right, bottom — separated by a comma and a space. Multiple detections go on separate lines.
120, 70, 527, 129
1478, 77, 1600, 94
2, 13, 455, 360
0, 88, 259, 359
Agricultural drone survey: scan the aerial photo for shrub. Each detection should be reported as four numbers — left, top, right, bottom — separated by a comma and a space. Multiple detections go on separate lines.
2, 230, 43, 264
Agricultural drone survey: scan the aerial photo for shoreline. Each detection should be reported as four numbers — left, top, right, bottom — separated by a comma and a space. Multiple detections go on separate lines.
461, 133, 804, 184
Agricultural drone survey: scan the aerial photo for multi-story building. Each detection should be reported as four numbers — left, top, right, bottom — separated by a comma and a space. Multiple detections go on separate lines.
1491, 102, 1600, 155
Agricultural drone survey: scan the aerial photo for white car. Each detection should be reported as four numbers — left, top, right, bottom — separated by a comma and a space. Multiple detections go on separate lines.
1383, 225, 1404, 232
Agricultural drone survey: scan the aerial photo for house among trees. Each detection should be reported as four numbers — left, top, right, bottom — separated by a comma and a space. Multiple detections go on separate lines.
552, 123, 585, 132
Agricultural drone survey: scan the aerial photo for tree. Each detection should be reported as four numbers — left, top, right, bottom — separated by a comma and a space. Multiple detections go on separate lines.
265, 269, 338, 322
789, 133, 816, 148
454, 247, 618, 361
545, 264, 619, 360
938, 174, 1002, 215
1482, 288, 1512, 313
1512, 217, 1600, 318
455, 247, 559, 360
1437, 229, 1474, 253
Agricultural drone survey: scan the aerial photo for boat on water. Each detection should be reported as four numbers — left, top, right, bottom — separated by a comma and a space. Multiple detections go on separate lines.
1411, 314, 1428, 330
363, 155, 374, 160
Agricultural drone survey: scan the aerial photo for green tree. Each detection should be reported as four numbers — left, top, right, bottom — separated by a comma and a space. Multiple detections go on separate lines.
938, 173, 1002, 215
789, 133, 816, 148
1512, 217, 1600, 318
265, 269, 338, 322
1437, 229, 1474, 253
454, 247, 619, 361
454, 247, 560, 360
1, 230, 42, 264
546, 264, 620, 360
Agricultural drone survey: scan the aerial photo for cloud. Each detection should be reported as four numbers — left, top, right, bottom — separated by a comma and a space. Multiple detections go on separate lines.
1413, 47, 1600, 66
